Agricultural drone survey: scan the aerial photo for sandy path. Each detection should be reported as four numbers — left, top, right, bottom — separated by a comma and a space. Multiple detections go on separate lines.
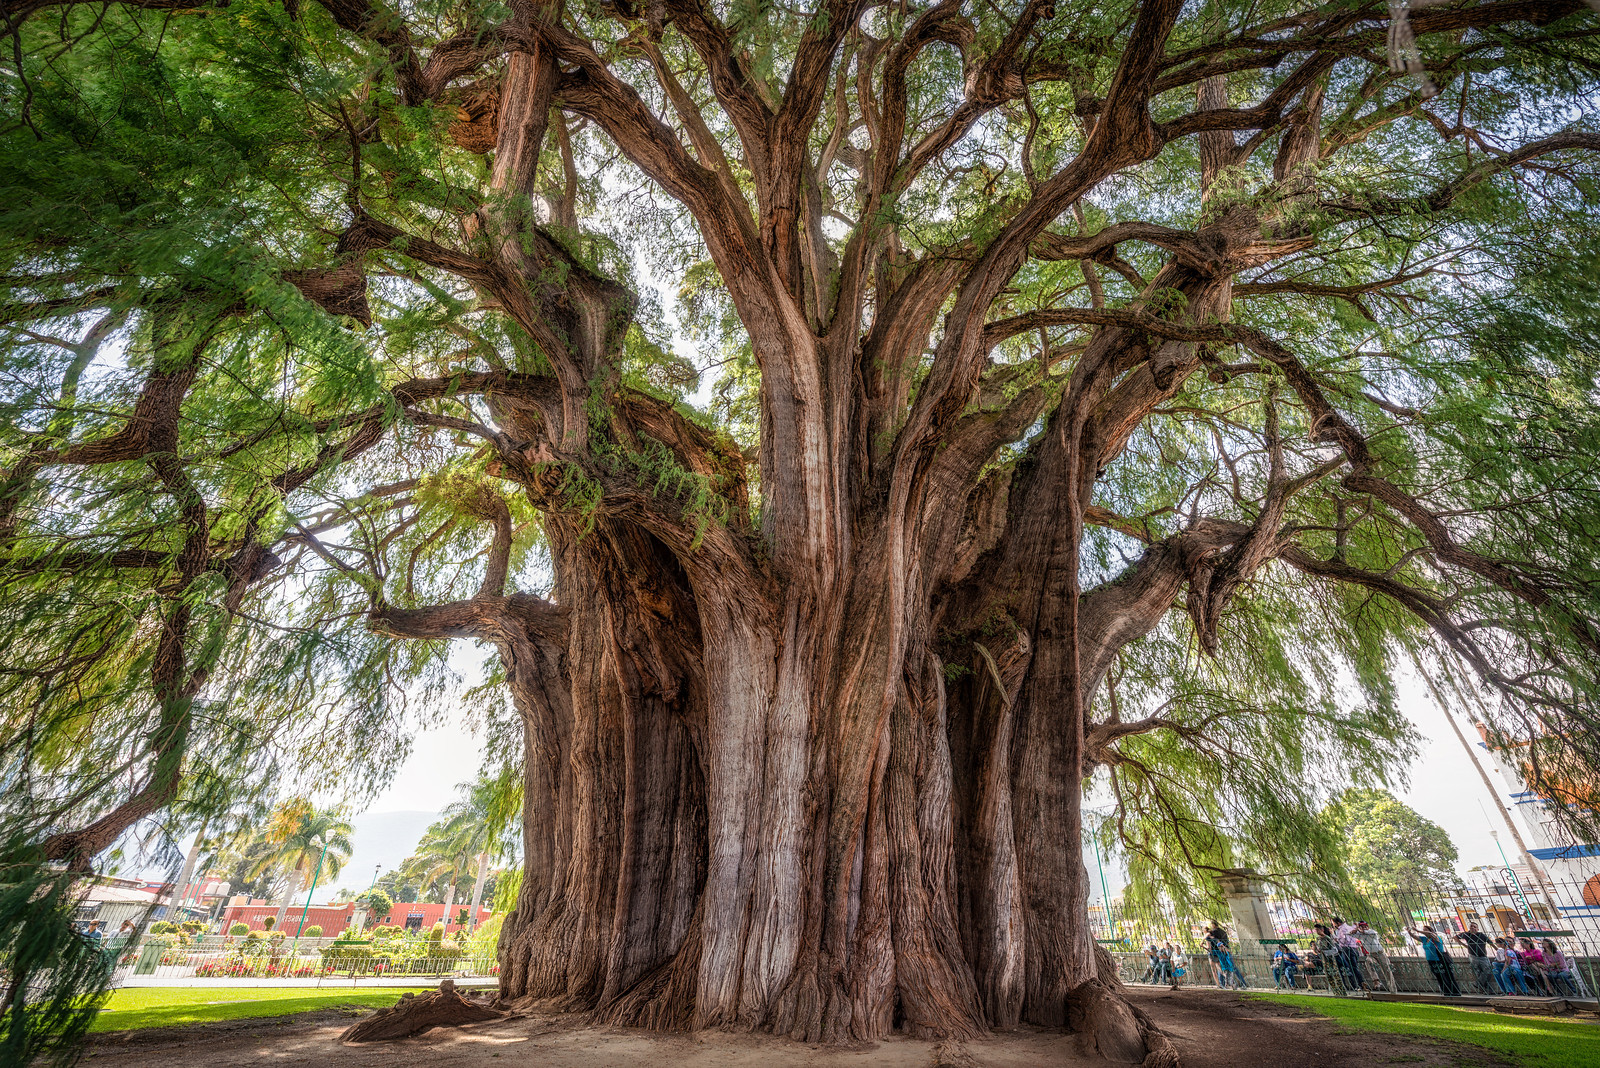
84, 987, 1512, 1067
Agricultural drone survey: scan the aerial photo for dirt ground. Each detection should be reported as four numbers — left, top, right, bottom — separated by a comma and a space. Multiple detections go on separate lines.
83, 987, 1513, 1067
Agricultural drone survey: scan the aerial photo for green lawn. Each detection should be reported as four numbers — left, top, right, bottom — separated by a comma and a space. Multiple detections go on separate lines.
89, 986, 429, 1032
1247, 993, 1600, 1068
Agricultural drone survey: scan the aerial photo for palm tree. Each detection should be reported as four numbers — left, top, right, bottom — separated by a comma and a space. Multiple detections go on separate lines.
412, 827, 475, 918
414, 770, 521, 928
251, 800, 354, 933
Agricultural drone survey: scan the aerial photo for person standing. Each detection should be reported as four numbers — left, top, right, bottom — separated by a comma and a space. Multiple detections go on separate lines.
1407, 924, 1461, 996
1354, 921, 1395, 992
1332, 917, 1365, 992
1313, 924, 1343, 993
1453, 923, 1496, 994
1207, 923, 1248, 990
1168, 943, 1187, 991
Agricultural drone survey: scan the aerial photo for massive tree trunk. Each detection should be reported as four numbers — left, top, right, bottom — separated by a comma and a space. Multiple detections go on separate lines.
480, 529, 1122, 1045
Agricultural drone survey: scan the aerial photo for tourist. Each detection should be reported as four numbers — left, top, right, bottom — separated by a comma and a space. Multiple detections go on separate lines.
1494, 938, 1530, 995
1332, 916, 1365, 991
1206, 923, 1248, 990
1541, 940, 1577, 997
1272, 944, 1302, 990
1142, 944, 1159, 984
85, 920, 104, 947
1154, 943, 1173, 986
1166, 943, 1185, 991
1313, 924, 1342, 993
1406, 924, 1461, 996
1354, 921, 1395, 992
1453, 922, 1496, 994
1518, 938, 1552, 995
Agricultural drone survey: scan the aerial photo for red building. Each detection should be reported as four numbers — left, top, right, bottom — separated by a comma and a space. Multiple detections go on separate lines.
220, 900, 492, 934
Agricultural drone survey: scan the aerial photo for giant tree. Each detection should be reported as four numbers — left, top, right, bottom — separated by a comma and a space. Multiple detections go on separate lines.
4, 0, 1600, 1062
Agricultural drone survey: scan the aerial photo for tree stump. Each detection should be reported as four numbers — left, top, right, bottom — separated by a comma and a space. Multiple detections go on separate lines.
340, 979, 506, 1042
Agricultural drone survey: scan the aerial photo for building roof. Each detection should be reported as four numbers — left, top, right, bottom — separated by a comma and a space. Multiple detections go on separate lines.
80, 885, 160, 904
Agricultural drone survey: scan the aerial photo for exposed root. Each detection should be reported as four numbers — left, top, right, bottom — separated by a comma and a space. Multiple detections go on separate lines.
1129, 1003, 1181, 1068
1057, 946, 1182, 1066
929, 1038, 981, 1067
340, 980, 507, 1043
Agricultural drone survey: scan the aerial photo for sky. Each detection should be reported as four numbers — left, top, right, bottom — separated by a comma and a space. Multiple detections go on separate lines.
308, 656, 1524, 905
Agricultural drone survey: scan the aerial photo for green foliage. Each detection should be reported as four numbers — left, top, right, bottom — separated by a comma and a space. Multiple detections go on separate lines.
1321, 788, 1461, 897
491, 867, 522, 914
465, 912, 504, 958
248, 801, 354, 897
0, 850, 112, 1066
147, 921, 176, 935
360, 889, 394, 919
228, 922, 250, 936
302, 925, 323, 938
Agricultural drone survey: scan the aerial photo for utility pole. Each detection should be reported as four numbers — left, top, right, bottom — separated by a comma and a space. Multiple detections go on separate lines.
292, 843, 330, 944
358, 864, 382, 931
170, 823, 208, 921
1419, 659, 1562, 924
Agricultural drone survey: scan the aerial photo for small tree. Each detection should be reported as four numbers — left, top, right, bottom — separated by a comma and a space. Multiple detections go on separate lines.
360, 889, 393, 922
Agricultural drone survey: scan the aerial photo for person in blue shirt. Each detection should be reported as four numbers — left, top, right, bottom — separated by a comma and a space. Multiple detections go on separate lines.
1206, 923, 1249, 990
1406, 923, 1461, 996
1272, 945, 1302, 990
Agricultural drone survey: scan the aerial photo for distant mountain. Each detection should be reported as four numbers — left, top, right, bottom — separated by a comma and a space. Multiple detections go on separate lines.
316, 809, 438, 902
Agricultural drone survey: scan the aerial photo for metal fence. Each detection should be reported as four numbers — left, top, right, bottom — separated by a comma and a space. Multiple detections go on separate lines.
106, 876, 1600, 997
1094, 876, 1600, 999
111, 933, 499, 984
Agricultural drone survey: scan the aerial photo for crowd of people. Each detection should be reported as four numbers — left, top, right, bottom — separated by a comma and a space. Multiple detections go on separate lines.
1137, 924, 1254, 990
1133, 918, 1586, 998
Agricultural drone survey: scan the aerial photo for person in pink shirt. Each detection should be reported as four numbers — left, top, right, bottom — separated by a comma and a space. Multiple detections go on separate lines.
1541, 940, 1577, 996
1517, 938, 1552, 995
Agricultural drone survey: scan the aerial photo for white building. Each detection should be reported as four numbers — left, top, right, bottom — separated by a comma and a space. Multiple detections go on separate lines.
1475, 723, 1600, 930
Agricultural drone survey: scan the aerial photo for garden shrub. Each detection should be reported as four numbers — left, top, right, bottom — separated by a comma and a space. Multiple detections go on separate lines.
303, 925, 323, 937
148, 921, 176, 935
262, 915, 276, 930
228, 922, 249, 935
